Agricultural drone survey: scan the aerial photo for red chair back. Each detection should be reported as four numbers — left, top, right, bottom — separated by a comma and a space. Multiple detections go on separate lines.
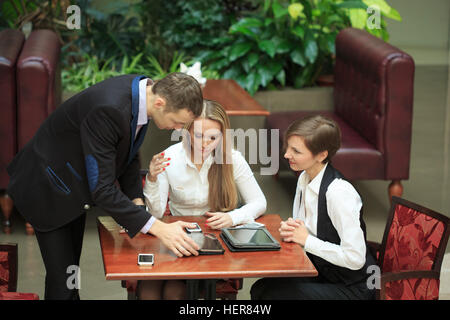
0, 243, 18, 292
378, 197, 450, 299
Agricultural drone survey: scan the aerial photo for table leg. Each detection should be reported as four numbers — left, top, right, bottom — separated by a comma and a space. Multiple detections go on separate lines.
186, 280, 199, 300
204, 279, 216, 300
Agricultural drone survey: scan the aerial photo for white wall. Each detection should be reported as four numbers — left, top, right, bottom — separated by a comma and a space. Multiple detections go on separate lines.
386, 0, 449, 65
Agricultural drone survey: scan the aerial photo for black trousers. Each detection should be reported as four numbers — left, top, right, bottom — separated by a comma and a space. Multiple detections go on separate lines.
34, 213, 86, 300
251, 275, 376, 300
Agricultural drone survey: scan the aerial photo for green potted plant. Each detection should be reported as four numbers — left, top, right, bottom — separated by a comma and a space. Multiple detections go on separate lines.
199, 0, 401, 95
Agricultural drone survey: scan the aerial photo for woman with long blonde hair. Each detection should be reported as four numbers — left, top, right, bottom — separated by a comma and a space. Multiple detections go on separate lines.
139, 99, 266, 299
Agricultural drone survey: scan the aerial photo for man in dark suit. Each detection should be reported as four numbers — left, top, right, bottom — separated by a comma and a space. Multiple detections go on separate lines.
7, 72, 203, 299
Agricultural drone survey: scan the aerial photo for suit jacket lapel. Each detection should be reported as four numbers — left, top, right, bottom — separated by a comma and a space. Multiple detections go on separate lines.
128, 75, 147, 165
131, 123, 148, 161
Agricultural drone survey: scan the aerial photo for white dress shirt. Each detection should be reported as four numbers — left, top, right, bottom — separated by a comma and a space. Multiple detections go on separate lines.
136, 78, 149, 137
143, 142, 267, 225
293, 163, 367, 270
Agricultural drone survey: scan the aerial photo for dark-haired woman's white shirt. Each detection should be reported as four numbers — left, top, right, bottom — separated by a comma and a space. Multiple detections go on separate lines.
143, 142, 266, 225
293, 163, 367, 270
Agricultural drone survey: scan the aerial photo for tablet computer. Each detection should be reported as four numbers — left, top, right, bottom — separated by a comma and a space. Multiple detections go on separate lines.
187, 232, 225, 255
221, 227, 280, 251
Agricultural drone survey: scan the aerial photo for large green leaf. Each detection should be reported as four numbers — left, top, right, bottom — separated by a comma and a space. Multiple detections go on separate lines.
247, 52, 260, 69
229, 26, 259, 38
264, 17, 273, 27
247, 71, 262, 95
230, 17, 263, 29
263, 0, 272, 13
258, 65, 275, 87
257, 60, 283, 86
294, 64, 314, 88
273, 37, 292, 54
318, 33, 336, 55
223, 64, 242, 80
229, 42, 253, 62
229, 17, 263, 38
276, 69, 286, 86
304, 32, 318, 63
272, 1, 288, 19
195, 49, 222, 62
209, 58, 229, 71
334, 1, 368, 9
258, 39, 276, 58
349, 8, 368, 29
291, 25, 305, 39
290, 48, 306, 67
267, 60, 283, 74
363, 0, 391, 15
241, 60, 251, 73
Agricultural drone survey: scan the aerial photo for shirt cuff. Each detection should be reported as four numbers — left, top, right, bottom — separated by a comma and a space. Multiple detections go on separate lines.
303, 235, 322, 256
140, 216, 156, 234
227, 208, 255, 226
145, 173, 159, 185
228, 210, 243, 226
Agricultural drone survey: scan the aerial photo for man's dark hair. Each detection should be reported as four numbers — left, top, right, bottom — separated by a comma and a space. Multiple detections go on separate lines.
152, 72, 203, 117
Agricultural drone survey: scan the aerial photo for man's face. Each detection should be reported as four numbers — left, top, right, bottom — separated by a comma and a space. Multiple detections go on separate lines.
153, 107, 195, 130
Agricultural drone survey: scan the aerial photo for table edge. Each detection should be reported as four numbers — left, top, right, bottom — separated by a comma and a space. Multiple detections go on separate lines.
105, 270, 318, 281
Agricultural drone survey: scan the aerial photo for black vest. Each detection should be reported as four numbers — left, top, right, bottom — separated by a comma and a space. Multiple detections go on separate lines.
306, 164, 377, 286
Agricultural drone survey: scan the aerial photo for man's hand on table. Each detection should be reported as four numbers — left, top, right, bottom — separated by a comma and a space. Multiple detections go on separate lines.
148, 219, 200, 257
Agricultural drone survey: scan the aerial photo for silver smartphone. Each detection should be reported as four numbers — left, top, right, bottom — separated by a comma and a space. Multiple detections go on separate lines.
138, 253, 154, 266
185, 222, 202, 233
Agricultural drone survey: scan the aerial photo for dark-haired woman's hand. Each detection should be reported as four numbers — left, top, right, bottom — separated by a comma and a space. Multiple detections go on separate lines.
279, 218, 309, 246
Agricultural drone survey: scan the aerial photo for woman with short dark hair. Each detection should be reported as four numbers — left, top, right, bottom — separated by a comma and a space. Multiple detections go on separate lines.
251, 115, 377, 300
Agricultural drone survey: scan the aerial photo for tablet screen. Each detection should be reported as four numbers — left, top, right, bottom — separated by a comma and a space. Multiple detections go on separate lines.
227, 228, 274, 245
188, 233, 224, 252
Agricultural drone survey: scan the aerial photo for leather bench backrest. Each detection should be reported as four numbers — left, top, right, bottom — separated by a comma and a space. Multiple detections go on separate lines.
334, 28, 410, 153
0, 30, 25, 188
17, 29, 61, 150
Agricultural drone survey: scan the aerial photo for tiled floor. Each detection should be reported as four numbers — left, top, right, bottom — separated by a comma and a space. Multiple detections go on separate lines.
1, 65, 449, 300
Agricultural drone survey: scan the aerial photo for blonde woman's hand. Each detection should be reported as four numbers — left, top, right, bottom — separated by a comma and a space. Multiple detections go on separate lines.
204, 212, 233, 229
148, 152, 170, 182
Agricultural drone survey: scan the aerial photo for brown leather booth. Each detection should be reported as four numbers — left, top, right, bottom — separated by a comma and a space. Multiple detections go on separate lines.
0, 29, 61, 234
266, 28, 415, 202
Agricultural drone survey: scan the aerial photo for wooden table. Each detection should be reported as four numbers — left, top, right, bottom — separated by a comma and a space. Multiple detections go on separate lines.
202, 79, 270, 116
97, 214, 317, 299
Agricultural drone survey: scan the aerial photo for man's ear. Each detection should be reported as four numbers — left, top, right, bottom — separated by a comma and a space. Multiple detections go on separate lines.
154, 96, 167, 110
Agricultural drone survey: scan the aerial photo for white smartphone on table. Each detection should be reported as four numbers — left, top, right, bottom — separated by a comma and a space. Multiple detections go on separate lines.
185, 222, 202, 233
138, 253, 154, 266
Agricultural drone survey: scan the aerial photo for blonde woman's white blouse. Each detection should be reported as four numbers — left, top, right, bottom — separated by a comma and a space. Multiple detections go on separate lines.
143, 142, 266, 226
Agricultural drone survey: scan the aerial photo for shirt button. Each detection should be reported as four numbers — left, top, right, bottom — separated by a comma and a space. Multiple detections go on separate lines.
84, 204, 90, 210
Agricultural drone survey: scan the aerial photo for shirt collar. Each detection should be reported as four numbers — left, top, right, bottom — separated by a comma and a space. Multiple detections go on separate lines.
138, 78, 149, 126
181, 142, 214, 170
304, 162, 329, 195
